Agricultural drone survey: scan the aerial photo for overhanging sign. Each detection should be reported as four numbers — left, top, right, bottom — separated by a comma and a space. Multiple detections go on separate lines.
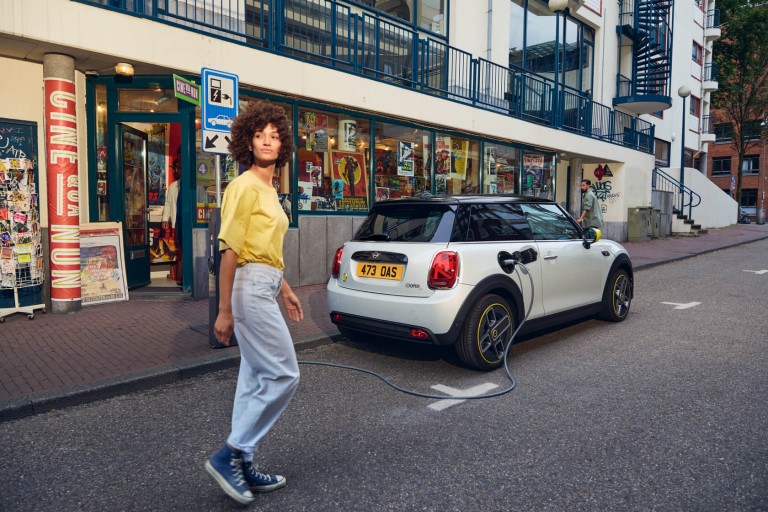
173, 74, 200, 105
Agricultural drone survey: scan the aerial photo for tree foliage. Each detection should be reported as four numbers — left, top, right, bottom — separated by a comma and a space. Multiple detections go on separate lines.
711, 0, 768, 203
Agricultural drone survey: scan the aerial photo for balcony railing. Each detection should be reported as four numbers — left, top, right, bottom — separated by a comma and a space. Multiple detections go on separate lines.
701, 114, 715, 135
706, 8, 720, 29
703, 62, 718, 82
74, 0, 655, 153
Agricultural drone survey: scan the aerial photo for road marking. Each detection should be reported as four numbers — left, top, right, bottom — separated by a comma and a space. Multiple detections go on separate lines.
661, 301, 701, 310
743, 270, 768, 275
428, 383, 499, 411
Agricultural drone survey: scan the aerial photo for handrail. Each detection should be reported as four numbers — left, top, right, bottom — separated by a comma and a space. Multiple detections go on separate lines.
74, 0, 656, 154
652, 167, 701, 220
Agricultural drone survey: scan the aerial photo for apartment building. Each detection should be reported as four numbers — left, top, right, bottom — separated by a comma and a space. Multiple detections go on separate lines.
0, 0, 731, 309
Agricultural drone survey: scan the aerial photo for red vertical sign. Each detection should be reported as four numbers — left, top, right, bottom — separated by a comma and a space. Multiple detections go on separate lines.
45, 78, 81, 302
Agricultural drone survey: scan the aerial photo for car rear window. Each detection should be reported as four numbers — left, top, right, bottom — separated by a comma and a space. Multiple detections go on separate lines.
355, 203, 456, 242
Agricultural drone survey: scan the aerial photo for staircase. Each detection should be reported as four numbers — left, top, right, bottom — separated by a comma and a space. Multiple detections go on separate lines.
652, 168, 708, 237
633, 0, 673, 97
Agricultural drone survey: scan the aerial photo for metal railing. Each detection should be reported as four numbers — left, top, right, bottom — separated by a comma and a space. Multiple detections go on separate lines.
703, 62, 718, 82
75, 0, 656, 153
706, 8, 720, 29
652, 167, 701, 220
701, 114, 715, 135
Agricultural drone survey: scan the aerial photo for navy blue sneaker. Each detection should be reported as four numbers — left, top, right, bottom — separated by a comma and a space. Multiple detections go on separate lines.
205, 445, 255, 504
243, 461, 287, 492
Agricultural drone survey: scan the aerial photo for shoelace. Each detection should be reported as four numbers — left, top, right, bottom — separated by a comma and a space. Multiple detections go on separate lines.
246, 464, 274, 483
230, 458, 248, 487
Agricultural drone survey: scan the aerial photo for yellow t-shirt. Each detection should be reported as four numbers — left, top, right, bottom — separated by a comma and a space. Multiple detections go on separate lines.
218, 171, 288, 269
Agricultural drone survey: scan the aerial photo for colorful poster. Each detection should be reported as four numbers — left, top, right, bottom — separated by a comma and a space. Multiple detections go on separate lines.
523, 154, 545, 191
45, 78, 81, 302
451, 138, 469, 178
330, 151, 368, 201
297, 148, 325, 199
79, 222, 128, 305
397, 141, 415, 176
435, 135, 451, 174
303, 112, 328, 152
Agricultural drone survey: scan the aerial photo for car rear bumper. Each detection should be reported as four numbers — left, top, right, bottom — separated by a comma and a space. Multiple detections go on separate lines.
326, 278, 471, 344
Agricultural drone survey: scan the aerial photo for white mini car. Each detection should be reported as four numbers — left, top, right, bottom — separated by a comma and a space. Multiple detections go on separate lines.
327, 194, 633, 371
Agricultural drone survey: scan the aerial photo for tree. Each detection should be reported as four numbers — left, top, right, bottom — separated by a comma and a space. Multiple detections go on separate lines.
711, 0, 768, 207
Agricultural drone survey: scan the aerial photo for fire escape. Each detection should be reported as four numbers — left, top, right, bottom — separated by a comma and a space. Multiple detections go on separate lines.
614, 0, 674, 114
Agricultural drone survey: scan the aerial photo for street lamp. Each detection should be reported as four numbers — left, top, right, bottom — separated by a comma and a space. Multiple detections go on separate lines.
678, 85, 691, 213
549, 0, 567, 127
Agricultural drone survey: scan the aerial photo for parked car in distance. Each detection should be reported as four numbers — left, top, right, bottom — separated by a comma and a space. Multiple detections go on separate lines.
327, 194, 634, 371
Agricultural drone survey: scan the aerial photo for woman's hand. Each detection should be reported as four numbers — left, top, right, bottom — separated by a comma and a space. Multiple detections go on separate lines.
214, 310, 235, 345
281, 283, 304, 322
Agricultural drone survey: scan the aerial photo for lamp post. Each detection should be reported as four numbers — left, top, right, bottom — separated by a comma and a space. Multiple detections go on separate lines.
549, 0, 567, 127
678, 85, 691, 213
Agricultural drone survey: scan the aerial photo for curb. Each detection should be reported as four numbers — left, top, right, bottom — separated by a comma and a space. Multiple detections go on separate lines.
0, 333, 339, 424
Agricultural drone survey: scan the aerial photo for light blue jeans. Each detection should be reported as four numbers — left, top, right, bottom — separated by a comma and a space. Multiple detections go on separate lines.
226, 263, 300, 455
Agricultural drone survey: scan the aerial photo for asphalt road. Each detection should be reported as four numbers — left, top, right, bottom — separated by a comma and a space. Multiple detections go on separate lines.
2, 240, 767, 511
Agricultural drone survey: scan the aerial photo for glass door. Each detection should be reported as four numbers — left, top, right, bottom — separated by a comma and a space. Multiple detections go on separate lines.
119, 123, 150, 289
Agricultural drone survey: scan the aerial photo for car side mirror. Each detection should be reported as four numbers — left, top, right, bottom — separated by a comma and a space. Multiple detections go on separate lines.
582, 227, 602, 249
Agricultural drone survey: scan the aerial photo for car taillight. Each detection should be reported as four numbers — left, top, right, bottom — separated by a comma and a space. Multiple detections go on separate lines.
428, 251, 459, 289
331, 246, 344, 279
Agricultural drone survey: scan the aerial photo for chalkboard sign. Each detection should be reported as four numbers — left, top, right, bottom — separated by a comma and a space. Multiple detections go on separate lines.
0, 118, 37, 166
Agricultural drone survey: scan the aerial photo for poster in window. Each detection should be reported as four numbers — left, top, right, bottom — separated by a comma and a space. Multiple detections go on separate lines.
79, 222, 129, 305
330, 151, 368, 211
523, 154, 544, 191
339, 119, 357, 151
451, 138, 468, 178
303, 112, 328, 152
435, 135, 451, 174
397, 141, 415, 177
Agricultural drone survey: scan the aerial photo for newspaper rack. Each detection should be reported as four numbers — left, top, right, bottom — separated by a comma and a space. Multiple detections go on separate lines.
0, 158, 46, 322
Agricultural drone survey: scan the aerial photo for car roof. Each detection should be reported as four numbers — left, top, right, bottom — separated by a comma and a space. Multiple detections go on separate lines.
373, 193, 556, 207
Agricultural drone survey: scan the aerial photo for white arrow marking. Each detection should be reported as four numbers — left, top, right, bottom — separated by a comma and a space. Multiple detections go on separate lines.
661, 301, 701, 310
743, 270, 768, 275
428, 383, 499, 411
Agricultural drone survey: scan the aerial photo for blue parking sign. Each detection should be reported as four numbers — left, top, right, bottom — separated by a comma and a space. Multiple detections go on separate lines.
201, 68, 239, 133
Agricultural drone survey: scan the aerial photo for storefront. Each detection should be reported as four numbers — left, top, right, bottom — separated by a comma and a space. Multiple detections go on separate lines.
85, 74, 557, 294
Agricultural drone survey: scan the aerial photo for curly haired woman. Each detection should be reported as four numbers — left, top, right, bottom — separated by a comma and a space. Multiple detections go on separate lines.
205, 101, 302, 505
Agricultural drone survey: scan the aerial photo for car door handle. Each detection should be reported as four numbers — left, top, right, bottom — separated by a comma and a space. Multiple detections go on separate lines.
543, 255, 558, 260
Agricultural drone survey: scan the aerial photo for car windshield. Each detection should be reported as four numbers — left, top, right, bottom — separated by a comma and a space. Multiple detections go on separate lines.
355, 203, 455, 243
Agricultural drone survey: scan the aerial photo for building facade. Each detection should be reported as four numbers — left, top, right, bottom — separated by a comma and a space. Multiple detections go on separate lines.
0, 0, 730, 310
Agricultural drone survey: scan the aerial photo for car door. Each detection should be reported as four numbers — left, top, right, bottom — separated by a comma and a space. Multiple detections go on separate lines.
521, 203, 604, 315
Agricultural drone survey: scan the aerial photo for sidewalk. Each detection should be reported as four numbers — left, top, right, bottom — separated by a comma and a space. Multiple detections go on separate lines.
2, 223, 767, 421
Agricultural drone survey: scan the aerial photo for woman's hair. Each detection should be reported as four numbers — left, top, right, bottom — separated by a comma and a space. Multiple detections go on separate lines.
229, 100, 294, 168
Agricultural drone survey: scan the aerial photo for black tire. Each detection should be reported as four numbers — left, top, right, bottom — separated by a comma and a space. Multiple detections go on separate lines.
600, 269, 632, 322
456, 294, 514, 371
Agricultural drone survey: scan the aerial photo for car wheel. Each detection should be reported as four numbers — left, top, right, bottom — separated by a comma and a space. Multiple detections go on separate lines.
600, 269, 632, 322
456, 294, 514, 371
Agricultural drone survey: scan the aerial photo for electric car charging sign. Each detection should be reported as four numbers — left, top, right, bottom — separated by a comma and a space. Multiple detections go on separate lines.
201, 68, 238, 154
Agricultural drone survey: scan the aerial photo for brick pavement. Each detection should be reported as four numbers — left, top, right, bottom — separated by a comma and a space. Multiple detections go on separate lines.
1, 224, 767, 421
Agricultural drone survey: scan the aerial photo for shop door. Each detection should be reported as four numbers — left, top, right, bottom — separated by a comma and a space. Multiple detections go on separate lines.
119, 124, 150, 289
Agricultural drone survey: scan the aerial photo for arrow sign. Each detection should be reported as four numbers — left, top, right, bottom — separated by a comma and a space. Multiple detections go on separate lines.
202, 129, 231, 154
661, 301, 701, 310
427, 383, 499, 411
743, 270, 768, 275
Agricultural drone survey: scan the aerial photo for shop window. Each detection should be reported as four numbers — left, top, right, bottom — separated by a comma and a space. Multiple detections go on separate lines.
297, 107, 371, 213
711, 156, 731, 175
432, 132, 480, 195
521, 151, 554, 199
484, 144, 520, 194
374, 122, 430, 199
95, 84, 109, 221
118, 88, 178, 113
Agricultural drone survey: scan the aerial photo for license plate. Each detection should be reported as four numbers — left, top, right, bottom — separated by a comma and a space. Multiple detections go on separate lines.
355, 262, 404, 280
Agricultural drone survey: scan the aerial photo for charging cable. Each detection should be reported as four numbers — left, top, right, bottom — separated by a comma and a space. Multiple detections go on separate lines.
297, 261, 535, 400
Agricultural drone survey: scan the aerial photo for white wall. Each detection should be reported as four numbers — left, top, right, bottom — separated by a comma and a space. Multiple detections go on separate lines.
682, 167, 738, 228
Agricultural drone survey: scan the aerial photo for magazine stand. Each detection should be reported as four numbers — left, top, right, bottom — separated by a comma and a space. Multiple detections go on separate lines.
0, 158, 46, 322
